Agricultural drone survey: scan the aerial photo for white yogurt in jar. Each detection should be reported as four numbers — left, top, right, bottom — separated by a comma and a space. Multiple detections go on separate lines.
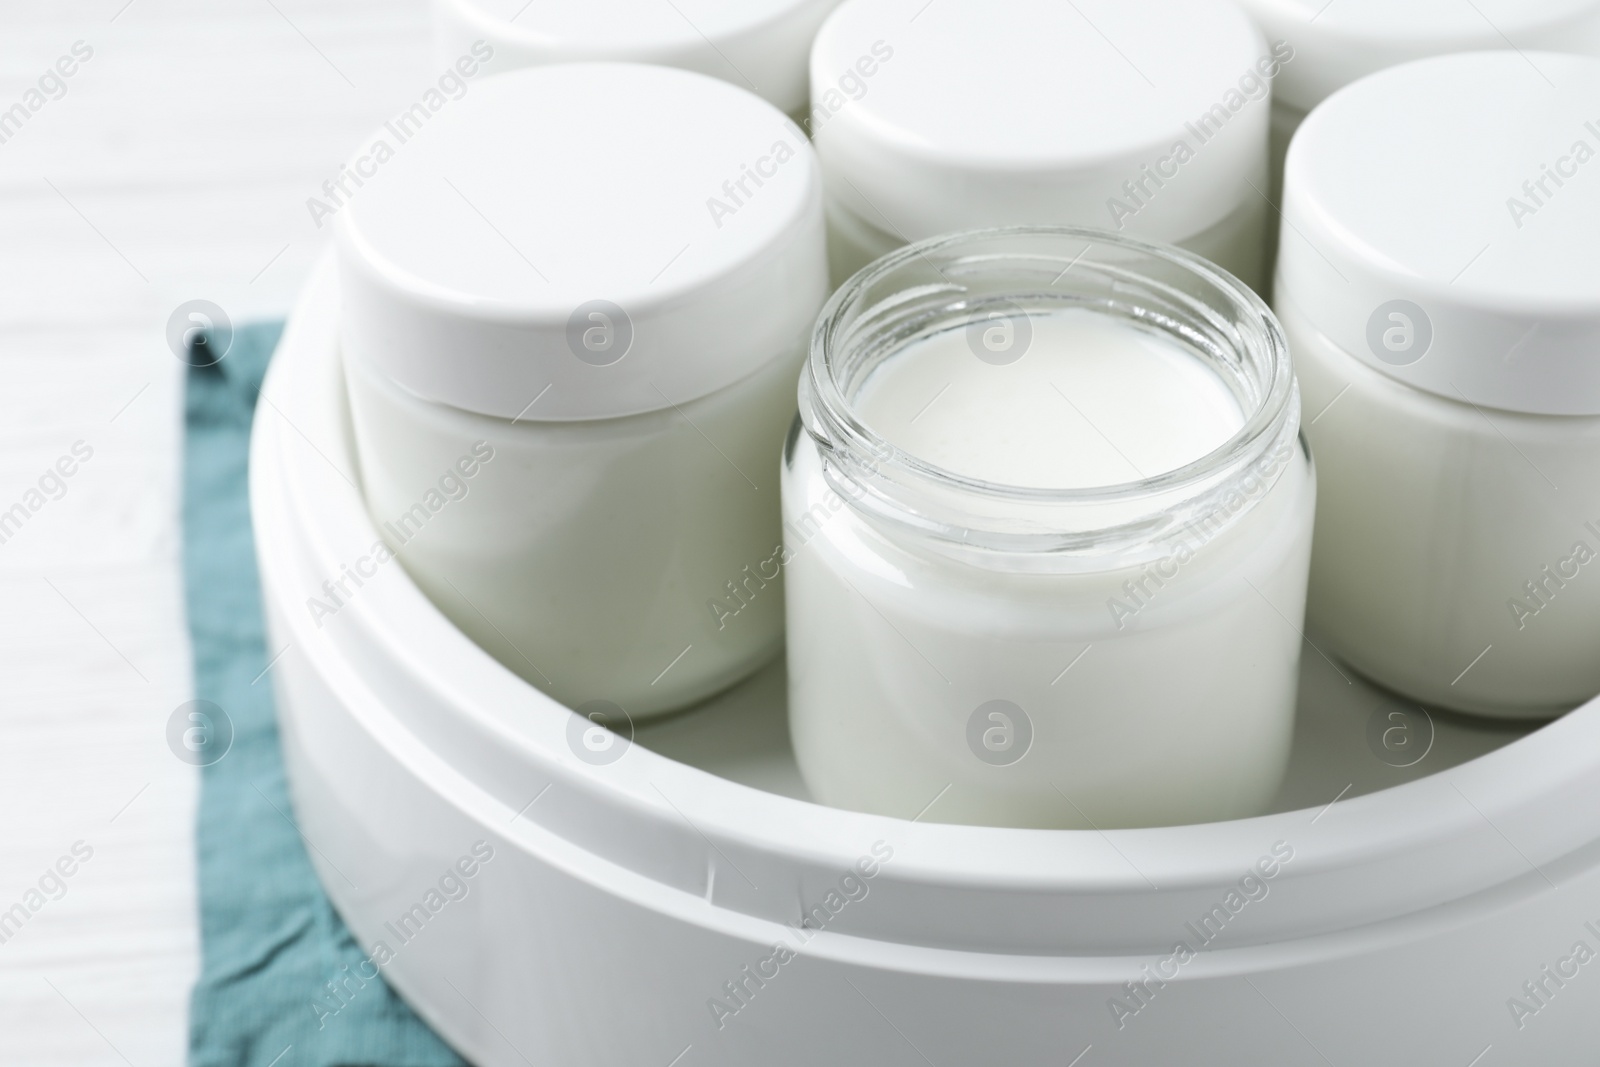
783, 228, 1315, 829
854, 311, 1245, 490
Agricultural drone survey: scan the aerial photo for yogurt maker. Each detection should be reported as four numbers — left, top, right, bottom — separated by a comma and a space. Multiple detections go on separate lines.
255, 252, 1600, 1065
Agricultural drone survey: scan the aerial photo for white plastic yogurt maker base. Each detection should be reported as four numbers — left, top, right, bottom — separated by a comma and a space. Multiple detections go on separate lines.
255, 254, 1600, 1065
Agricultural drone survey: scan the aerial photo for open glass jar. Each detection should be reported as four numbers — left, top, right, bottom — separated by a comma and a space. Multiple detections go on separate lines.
782, 227, 1315, 829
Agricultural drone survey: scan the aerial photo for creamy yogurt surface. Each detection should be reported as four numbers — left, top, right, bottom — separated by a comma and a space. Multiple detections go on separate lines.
852, 308, 1244, 490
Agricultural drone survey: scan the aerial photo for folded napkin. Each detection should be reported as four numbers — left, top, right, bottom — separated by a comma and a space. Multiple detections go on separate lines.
182, 322, 465, 1067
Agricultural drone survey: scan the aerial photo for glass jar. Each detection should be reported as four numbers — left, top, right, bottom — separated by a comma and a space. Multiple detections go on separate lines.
809, 0, 1278, 292
337, 64, 827, 717
1277, 52, 1600, 719
783, 227, 1314, 829
432, 0, 844, 123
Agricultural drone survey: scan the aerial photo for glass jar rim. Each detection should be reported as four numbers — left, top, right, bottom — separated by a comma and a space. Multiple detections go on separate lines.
800, 225, 1300, 560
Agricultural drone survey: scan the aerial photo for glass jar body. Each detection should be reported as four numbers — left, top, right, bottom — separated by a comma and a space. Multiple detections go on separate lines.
780, 424, 1316, 829
1284, 295, 1600, 718
343, 342, 802, 718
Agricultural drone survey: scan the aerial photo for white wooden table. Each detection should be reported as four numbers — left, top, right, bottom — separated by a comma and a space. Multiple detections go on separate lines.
0, 3, 429, 1061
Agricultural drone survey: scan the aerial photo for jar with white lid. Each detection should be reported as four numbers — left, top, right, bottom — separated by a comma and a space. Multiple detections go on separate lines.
432, 0, 843, 122
1234, 0, 1600, 276
783, 227, 1315, 829
809, 0, 1279, 293
1277, 51, 1600, 718
336, 64, 826, 718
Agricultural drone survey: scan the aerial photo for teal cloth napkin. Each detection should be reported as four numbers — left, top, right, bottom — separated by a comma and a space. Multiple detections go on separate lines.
182, 322, 466, 1067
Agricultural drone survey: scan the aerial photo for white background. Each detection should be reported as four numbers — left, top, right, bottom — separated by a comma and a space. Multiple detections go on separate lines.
0, 2, 430, 1061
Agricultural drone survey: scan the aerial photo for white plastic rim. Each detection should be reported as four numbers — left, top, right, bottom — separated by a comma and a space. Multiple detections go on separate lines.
1279, 51, 1600, 416
1234, 0, 1600, 113
256, 254, 1600, 1062
335, 63, 826, 421
808, 0, 1270, 244
432, 0, 843, 115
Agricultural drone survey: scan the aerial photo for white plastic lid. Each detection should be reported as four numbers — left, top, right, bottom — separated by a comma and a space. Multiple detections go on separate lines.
1277, 52, 1600, 416
809, 0, 1270, 245
1235, 0, 1600, 113
335, 64, 826, 422
432, 0, 842, 116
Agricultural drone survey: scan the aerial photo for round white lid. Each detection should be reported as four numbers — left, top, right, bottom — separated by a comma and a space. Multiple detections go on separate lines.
809, 0, 1271, 245
1235, 0, 1600, 113
432, 0, 842, 115
1277, 51, 1600, 416
335, 63, 826, 422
